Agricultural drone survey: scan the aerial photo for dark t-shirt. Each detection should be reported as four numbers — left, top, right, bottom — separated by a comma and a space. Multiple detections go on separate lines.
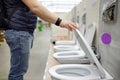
4, 0, 37, 33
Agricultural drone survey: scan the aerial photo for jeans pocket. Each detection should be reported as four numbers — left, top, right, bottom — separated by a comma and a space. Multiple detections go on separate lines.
5, 30, 14, 43
19, 31, 34, 49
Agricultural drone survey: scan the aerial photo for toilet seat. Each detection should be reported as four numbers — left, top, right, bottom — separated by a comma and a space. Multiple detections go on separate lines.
54, 50, 85, 58
53, 50, 89, 64
54, 45, 80, 52
55, 40, 76, 45
49, 64, 101, 80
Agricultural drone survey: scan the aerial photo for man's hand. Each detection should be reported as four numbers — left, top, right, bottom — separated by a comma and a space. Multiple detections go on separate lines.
60, 21, 78, 31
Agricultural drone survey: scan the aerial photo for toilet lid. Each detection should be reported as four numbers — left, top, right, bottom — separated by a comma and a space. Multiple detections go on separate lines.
74, 29, 106, 79
84, 23, 96, 46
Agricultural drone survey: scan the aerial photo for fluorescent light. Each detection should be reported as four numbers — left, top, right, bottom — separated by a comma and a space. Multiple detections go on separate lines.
38, 0, 82, 12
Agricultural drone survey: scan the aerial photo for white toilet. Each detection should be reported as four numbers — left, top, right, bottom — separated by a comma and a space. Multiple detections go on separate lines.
49, 29, 113, 80
54, 23, 85, 45
53, 23, 96, 52
53, 50, 89, 64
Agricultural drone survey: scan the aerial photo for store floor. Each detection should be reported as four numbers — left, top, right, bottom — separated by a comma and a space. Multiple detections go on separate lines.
0, 27, 51, 80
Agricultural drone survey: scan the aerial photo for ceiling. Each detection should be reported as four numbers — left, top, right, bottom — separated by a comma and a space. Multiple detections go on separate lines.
38, 0, 82, 12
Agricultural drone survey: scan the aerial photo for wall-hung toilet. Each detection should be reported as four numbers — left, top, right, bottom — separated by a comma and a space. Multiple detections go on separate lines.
49, 29, 113, 80
53, 23, 96, 52
53, 50, 90, 64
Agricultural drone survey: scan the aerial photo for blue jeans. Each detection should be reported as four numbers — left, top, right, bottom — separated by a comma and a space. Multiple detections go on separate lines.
5, 30, 33, 80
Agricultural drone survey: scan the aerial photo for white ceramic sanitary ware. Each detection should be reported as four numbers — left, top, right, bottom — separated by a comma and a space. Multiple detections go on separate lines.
49, 29, 113, 80
55, 40, 76, 45
54, 23, 96, 52
53, 50, 89, 64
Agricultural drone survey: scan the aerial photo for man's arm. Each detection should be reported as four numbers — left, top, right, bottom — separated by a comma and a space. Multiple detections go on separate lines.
22, 0, 77, 31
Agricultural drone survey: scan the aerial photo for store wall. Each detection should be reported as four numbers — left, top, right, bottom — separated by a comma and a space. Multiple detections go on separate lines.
55, 12, 70, 20
76, 1, 85, 27
86, 0, 100, 27
71, 6, 77, 22
85, 0, 100, 50
51, 12, 70, 40
99, 0, 120, 80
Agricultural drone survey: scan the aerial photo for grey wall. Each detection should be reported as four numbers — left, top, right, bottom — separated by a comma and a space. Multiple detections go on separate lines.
85, 0, 100, 50
70, 0, 120, 79
71, 6, 77, 22
76, 2, 84, 25
99, 0, 120, 80
86, 0, 100, 28
76, 1, 86, 34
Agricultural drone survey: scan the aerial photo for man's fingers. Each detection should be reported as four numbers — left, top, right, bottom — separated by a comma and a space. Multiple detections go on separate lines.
68, 23, 77, 30
66, 26, 72, 31
60, 21, 78, 31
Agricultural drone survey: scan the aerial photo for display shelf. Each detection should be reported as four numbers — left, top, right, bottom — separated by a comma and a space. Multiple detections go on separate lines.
43, 43, 60, 80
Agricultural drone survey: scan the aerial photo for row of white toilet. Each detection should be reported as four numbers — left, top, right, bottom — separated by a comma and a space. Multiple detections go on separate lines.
48, 23, 113, 80
53, 23, 96, 64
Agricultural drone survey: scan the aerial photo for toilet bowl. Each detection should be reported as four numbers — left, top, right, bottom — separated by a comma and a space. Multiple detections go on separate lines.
49, 64, 112, 80
53, 50, 90, 64
49, 29, 113, 80
49, 64, 101, 80
54, 44, 80, 52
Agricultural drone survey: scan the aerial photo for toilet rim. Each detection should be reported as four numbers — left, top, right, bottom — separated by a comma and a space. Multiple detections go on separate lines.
53, 50, 85, 58
54, 45, 79, 48
55, 40, 76, 44
54, 47, 80, 51
49, 64, 100, 80
54, 45, 80, 50
56, 40, 75, 42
